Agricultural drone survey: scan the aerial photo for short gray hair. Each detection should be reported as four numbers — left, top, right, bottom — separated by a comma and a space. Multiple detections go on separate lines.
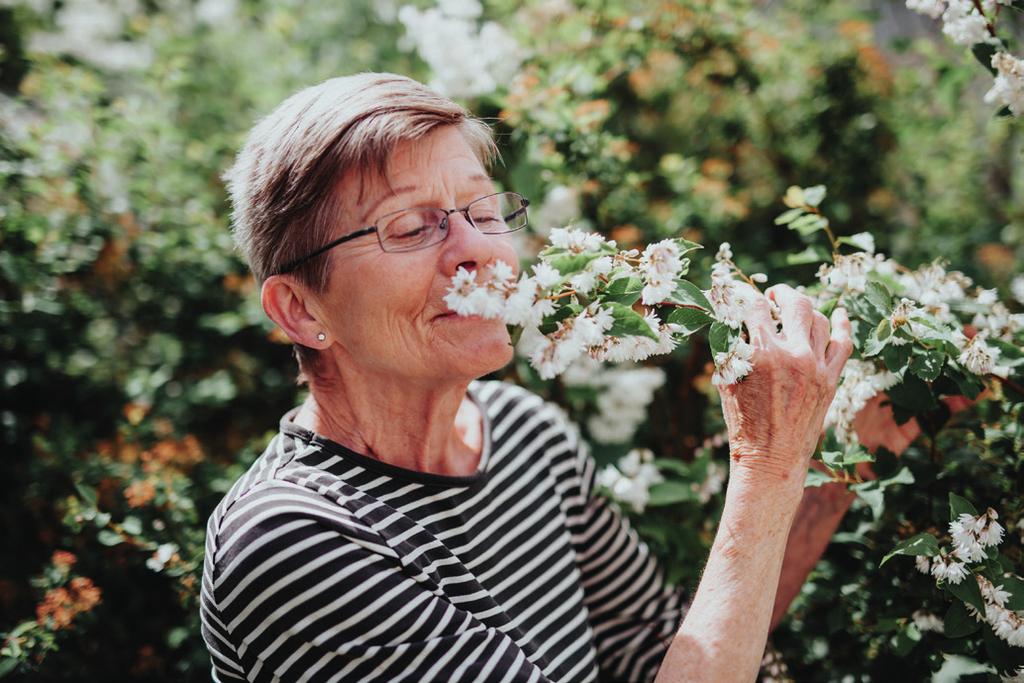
223, 72, 498, 383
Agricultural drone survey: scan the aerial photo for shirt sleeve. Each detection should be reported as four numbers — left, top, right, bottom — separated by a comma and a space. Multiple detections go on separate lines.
200, 481, 552, 683
555, 411, 691, 683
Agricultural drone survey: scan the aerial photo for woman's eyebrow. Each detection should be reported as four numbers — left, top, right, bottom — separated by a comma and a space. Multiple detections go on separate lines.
360, 173, 493, 224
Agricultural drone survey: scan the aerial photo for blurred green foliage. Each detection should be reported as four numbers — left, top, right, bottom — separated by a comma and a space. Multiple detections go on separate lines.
0, 0, 1020, 680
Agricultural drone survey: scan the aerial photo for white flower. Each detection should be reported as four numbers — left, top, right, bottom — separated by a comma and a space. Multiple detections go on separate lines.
503, 277, 543, 326
580, 364, 666, 444
941, 0, 991, 47
824, 359, 901, 445
716, 242, 733, 261
1012, 275, 1024, 305
984, 51, 1024, 116
641, 280, 676, 306
533, 262, 563, 289
444, 266, 481, 315
532, 185, 581, 235
958, 331, 1001, 375
912, 609, 945, 633
712, 338, 755, 386
978, 508, 1005, 547
706, 268, 754, 330
915, 555, 932, 574
906, 0, 946, 19
973, 302, 1024, 342
953, 536, 987, 563
397, 2, 524, 98
569, 270, 598, 295
146, 543, 178, 572
549, 227, 606, 253
596, 448, 664, 513
571, 304, 615, 347
930, 554, 969, 584
817, 252, 875, 293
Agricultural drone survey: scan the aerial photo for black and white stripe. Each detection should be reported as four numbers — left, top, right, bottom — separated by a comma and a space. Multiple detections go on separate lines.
200, 380, 688, 682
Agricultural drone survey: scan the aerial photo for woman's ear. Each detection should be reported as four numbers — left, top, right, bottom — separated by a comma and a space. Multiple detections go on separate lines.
261, 275, 330, 348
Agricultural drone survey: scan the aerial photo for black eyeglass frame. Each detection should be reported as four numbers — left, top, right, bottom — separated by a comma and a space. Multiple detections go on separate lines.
275, 191, 530, 275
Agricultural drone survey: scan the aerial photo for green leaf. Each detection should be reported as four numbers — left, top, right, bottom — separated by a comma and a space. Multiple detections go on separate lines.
666, 306, 713, 335
602, 275, 643, 305
805, 468, 834, 488
880, 533, 940, 567
864, 281, 894, 316
837, 232, 875, 252
97, 529, 123, 546
669, 280, 711, 311
672, 238, 703, 256
943, 601, 981, 638
887, 374, 936, 412
944, 573, 985, 614
121, 515, 143, 535
972, 43, 999, 76
606, 303, 659, 340
785, 245, 831, 265
909, 347, 945, 382
647, 481, 698, 506
788, 213, 827, 236
854, 487, 884, 520
999, 574, 1024, 610
707, 322, 731, 355
74, 481, 98, 508
0, 658, 20, 678
774, 207, 805, 225
949, 492, 978, 520
546, 251, 604, 275
881, 342, 914, 374
802, 185, 827, 207
863, 319, 891, 357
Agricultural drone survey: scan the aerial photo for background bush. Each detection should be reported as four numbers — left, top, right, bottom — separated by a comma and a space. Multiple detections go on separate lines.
0, 0, 1020, 680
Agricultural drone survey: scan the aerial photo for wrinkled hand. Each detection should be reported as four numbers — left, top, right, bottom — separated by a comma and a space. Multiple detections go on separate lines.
719, 283, 853, 485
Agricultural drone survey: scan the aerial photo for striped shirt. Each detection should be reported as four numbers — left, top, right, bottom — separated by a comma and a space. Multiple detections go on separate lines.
200, 379, 689, 682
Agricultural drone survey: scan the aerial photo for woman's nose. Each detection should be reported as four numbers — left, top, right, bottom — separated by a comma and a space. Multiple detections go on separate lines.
438, 210, 506, 277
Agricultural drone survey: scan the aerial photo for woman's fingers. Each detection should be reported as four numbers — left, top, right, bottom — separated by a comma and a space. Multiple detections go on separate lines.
765, 284, 815, 351
810, 310, 830, 358
734, 282, 777, 348
825, 305, 853, 379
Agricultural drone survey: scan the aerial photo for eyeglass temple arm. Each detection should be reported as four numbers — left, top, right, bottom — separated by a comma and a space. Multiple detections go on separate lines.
277, 226, 377, 274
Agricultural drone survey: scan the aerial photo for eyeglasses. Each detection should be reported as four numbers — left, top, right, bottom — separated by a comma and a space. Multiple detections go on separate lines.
275, 191, 530, 274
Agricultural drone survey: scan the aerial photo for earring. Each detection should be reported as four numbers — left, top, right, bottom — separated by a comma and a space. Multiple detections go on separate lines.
316, 332, 326, 342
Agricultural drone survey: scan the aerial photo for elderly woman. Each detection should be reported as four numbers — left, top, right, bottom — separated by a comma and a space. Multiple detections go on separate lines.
199, 73, 910, 683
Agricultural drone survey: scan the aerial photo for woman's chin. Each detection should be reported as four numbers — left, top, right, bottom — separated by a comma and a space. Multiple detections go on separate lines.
434, 316, 514, 375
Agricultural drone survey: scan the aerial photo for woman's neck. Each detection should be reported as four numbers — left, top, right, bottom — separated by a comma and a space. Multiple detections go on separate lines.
292, 369, 484, 477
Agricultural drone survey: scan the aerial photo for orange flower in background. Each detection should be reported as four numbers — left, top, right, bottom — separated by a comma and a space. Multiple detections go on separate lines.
573, 99, 611, 133
141, 434, 204, 472
51, 551, 77, 571
124, 479, 156, 508
35, 577, 101, 631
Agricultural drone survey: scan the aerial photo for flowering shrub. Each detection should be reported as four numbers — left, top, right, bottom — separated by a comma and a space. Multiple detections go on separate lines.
1, 0, 1022, 680
444, 182, 1024, 673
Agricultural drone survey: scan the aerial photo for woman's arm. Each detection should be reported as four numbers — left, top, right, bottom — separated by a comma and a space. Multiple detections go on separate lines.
656, 283, 854, 682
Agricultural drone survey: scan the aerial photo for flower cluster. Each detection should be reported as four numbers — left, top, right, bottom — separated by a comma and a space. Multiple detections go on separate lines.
906, 0, 1024, 116
824, 359, 901, 445
909, 506, 1023, 647
595, 448, 664, 513
563, 357, 667, 444
444, 228, 701, 380
397, 0, 525, 98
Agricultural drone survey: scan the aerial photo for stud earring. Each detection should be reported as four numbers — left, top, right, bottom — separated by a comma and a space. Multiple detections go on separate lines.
316, 332, 326, 342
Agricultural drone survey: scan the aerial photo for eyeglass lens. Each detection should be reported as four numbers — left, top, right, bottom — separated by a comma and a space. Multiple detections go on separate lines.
379, 192, 528, 252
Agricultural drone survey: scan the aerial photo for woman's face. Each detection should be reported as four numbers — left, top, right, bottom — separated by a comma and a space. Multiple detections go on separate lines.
310, 125, 520, 385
